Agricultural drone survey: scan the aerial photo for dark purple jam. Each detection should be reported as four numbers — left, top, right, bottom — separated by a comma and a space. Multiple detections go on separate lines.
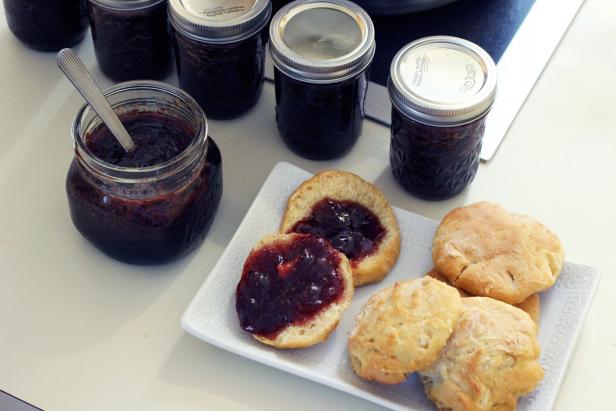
390, 107, 485, 201
87, 112, 193, 168
289, 199, 386, 266
171, 27, 267, 120
274, 67, 370, 160
66, 113, 222, 264
3, 0, 88, 51
88, 0, 172, 81
236, 235, 345, 339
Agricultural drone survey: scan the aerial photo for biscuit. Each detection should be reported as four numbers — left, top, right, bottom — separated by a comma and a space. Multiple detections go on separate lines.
419, 297, 543, 411
348, 277, 463, 384
425, 268, 541, 327
236, 233, 354, 349
281, 171, 401, 287
432, 202, 564, 304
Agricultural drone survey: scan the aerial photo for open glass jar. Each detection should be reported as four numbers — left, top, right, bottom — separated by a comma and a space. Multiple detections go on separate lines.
66, 81, 223, 264
168, 0, 272, 119
2, 0, 88, 51
388, 36, 497, 200
88, 0, 172, 81
269, 0, 375, 160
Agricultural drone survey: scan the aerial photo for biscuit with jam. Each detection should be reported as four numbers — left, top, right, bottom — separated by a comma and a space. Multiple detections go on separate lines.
281, 171, 401, 287
235, 233, 354, 349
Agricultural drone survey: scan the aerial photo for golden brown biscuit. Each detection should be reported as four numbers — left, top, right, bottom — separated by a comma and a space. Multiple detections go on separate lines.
515, 293, 541, 327
237, 233, 354, 349
425, 268, 541, 327
281, 171, 401, 287
419, 297, 543, 411
425, 268, 470, 297
432, 202, 564, 304
348, 277, 463, 384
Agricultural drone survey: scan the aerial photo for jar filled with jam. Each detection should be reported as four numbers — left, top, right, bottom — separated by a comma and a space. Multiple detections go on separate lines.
87, 0, 172, 81
168, 0, 272, 120
388, 36, 497, 200
2, 0, 88, 51
269, 0, 375, 160
66, 81, 223, 264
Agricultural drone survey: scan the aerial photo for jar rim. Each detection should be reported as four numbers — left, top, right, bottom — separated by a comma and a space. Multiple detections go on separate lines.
88, 0, 167, 11
72, 80, 208, 184
269, 0, 376, 84
388, 36, 497, 125
168, 0, 271, 44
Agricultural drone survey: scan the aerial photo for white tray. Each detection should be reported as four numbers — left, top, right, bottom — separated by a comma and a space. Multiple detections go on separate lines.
182, 162, 600, 411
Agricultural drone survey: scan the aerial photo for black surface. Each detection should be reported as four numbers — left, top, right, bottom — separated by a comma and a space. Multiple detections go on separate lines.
370, 0, 537, 84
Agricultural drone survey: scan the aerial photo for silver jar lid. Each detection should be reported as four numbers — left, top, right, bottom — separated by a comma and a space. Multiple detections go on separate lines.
89, 0, 166, 10
168, 0, 271, 43
269, 0, 375, 83
388, 36, 497, 125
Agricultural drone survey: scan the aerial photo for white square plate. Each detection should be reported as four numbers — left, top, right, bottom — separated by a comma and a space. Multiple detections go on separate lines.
182, 162, 600, 411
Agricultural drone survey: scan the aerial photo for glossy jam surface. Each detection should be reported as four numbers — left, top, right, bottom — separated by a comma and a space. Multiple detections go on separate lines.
236, 235, 345, 339
88, 1, 171, 81
171, 28, 266, 119
87, 112, 193, 168
390, 107, 485, 201
66, 114, 223, 264
290, 199, 386, 265
274, 68, 370, 160
3, 0, 88, 51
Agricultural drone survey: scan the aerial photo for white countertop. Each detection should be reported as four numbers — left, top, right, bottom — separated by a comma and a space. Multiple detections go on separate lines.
1, 1, 615, 410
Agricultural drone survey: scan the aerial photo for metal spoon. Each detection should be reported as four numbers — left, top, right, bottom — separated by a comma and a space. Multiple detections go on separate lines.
57, 48, 135, 153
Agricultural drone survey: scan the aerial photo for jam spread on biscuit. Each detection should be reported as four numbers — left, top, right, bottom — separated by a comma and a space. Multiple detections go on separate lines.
290, 199, 386, 265
236, 235, 345, 339
87, 112, 193, 167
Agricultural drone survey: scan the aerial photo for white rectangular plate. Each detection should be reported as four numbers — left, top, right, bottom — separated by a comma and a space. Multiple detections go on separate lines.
182, 162, 600, 411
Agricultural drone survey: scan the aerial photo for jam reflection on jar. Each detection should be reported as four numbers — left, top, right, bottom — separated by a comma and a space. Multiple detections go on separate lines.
388, 36, 497, 201
269, 0, 375, 160
2, 0, 88, 51
168, 0, 271, 120
274, 68, 369, 160
390, 110, 486, 201
88, 0, 172, 81
66, 81, 223, 264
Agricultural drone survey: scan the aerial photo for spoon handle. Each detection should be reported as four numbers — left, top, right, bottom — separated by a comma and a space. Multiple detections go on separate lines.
57, 48, 135, 153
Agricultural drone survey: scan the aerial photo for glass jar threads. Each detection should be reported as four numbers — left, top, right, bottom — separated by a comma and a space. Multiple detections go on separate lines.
2, 0, 88, 51
88, 0, 172, 81
388, 36, 497, 200
66, 81, 223, 264
269, 0, 375, 160
168, 0, 272, 119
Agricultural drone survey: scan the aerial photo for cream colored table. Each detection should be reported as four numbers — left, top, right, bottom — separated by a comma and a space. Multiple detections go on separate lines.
1, 1, 615, 410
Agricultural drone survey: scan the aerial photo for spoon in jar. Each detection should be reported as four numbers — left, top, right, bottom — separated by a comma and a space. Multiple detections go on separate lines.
57, 48, 135, 152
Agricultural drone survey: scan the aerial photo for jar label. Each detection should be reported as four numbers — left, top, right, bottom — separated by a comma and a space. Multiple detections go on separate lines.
186, 0, 256, 20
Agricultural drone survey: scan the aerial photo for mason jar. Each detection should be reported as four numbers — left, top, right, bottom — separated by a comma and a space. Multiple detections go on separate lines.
66, 81, 223, 264
269, 0, 375, 160
168, 0, 272, 119
388, 36, 497, 200
88, 0, 172, 81
2, 0, 88, 51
